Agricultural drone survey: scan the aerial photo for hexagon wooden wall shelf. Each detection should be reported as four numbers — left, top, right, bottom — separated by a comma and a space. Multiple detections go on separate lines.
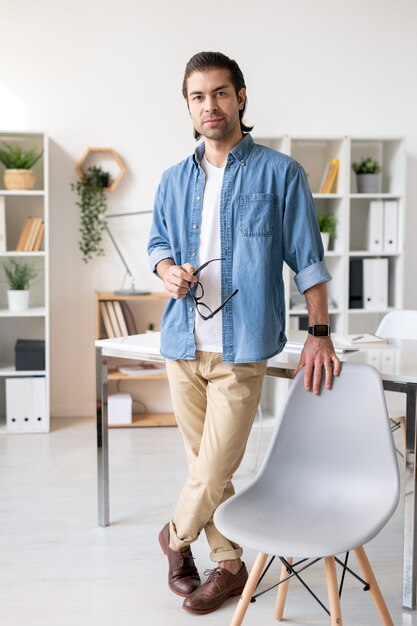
75, 147, 126, 192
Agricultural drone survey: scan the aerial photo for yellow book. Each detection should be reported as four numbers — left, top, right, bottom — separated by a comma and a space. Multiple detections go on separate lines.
16, 217, 33, 251
25, 217, 42, 251
319, 158, 339, 194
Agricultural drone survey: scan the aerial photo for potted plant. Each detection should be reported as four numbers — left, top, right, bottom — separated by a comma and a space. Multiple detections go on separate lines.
2, 258, 38, 311
317, 213, 337, 252
0, 142, 43, 190
71, 165, 111, 262
352, 157, 382, 193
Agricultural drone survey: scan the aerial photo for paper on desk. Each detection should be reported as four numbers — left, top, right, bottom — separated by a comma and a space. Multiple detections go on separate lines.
334, 333, 389, 348
118, 362, 166, 375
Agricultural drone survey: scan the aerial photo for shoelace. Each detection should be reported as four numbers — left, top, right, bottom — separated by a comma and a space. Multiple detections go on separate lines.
178, 553, 196, 568
203, 568, 223, 582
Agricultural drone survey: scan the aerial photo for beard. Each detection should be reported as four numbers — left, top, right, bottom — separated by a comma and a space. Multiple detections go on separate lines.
196, 114, 240, 141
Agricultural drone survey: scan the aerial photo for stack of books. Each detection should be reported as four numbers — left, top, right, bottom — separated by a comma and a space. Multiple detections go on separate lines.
100, 300, 135, 338
16, 217, 45, 251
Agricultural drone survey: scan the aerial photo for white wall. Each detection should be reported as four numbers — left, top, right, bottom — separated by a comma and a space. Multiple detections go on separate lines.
1, 0, 416, 417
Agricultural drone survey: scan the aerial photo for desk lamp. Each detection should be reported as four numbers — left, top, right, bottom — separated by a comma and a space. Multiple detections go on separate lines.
99, 210, 153, 295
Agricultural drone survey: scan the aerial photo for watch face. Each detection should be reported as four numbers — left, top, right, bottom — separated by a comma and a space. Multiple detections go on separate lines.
314, 324, 330, 336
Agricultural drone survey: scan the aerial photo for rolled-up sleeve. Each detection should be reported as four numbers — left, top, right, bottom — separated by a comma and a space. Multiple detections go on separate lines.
282, 163, 332, 294
148, 174, 174, 274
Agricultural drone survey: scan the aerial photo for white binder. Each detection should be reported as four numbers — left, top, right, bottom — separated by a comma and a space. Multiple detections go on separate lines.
6, 378, 33, 432
363, 258, 388, 310
367, 201, 384, 252
0, 196, 6, 252
32, 377, 47, 431
6, 377, 46, 432
383, 201, 399, 253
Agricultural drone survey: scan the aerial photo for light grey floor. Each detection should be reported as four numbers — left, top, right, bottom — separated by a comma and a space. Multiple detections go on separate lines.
0, 417, 416, 626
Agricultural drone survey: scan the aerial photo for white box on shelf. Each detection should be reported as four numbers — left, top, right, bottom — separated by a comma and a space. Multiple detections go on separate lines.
108, 393, 132, 425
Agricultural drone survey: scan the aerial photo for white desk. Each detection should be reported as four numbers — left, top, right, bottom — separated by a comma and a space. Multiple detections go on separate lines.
95, 332, 417, 610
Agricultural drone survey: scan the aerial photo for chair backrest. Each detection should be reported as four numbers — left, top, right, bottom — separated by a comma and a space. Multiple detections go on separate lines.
254, 362, 400, 545
377, 309, 417, 340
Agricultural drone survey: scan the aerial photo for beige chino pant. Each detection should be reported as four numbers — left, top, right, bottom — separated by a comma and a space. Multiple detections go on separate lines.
165, 351, 267, 562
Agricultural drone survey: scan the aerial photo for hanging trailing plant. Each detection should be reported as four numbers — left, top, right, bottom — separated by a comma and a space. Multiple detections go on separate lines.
71, 165, 111, 262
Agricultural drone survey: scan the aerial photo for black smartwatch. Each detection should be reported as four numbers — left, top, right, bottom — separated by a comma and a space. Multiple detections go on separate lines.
308, 324, 331, 337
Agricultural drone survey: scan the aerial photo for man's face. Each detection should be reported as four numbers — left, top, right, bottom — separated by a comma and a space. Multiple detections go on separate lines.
186, 67, 245, 142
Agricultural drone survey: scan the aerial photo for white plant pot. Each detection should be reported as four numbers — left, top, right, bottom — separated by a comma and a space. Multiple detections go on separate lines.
7, 290, 30, 312
320, 232, 330, 252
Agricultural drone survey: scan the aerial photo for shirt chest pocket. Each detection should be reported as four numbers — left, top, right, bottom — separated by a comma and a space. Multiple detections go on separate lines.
240, 193, 278, 237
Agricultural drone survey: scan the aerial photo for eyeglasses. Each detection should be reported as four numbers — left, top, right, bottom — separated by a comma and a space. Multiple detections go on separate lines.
189, 257, 239, 320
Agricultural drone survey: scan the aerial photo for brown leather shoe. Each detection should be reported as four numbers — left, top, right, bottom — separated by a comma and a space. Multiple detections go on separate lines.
182, 563, 248, 614
158, 522, 201, 597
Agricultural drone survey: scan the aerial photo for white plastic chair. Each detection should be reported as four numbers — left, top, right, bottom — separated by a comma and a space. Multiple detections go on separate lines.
214, 363, 400, 626
377, 310, 417, 449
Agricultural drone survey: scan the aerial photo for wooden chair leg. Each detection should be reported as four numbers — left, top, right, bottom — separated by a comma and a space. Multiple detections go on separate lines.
324, 556, 343, 626
275, 557, 293, 620
354, 546, 394, 626
230, 552, 268, 626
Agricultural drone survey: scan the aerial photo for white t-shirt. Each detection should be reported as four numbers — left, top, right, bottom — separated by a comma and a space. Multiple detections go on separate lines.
194, 156, 224, 352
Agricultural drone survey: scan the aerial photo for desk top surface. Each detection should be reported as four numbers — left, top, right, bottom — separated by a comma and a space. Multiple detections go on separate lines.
96, 331, 417, 385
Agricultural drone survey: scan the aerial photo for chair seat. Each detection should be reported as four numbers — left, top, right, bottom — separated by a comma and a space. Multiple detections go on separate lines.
215, 489, 394, 558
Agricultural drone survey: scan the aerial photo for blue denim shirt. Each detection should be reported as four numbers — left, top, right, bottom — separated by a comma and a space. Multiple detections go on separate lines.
148, 134, 331, 363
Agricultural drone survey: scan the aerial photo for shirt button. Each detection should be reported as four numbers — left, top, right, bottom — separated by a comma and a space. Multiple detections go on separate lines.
196, 196, 201, 201
191, 251, 196, 256
193, 224, 198, 229
189, 307, 193, 313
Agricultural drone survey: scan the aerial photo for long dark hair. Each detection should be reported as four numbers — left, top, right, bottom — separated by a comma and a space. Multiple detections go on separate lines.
182, 51, 253, 141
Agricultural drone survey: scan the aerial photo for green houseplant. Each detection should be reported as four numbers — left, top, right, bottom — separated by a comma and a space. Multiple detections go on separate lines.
317, 213, 337, 252
2, 258, 38, 311
71, 165, 111, 263
0, 142, 43, 190
352, 157, 382, 193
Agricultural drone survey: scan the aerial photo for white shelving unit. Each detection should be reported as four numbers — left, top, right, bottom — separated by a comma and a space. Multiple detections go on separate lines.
255, 135, 405, 420
256, 135, 405, 335
0, 131, 49, 433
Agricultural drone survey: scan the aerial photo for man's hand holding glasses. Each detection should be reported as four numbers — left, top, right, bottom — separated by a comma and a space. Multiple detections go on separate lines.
157, 257, 238, 320
157, 259, 198, 300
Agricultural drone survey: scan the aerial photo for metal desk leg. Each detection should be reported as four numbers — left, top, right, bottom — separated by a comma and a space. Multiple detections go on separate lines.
96, 347, 109, 527
403, 382, 417, 610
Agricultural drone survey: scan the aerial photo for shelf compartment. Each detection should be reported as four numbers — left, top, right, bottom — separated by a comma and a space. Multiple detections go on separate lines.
0, 194, 45, 252
350, 139, 404, 195
289, 138, 345, 195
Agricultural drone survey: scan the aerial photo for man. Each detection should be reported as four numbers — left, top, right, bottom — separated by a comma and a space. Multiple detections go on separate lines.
148, 51, 341, 615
